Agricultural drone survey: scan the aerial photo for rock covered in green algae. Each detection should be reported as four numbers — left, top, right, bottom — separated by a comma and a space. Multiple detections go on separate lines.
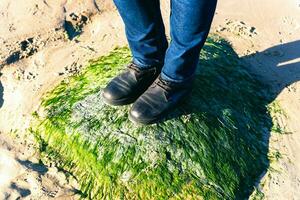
31, 36, 272, 199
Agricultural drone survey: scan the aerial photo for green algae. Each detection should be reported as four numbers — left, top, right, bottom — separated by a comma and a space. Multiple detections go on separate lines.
30, 36, 272, 199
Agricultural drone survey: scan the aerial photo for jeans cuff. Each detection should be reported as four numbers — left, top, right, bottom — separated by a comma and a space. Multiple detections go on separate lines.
161, 71, 195, 83
133, 58, 162, 69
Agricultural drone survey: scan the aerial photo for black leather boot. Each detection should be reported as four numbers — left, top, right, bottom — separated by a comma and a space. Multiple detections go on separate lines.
102, 62, 161, 106
129, 76, 193, 124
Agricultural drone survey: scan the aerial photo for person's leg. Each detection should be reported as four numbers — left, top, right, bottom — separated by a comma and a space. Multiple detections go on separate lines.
102, 0, 168, 106
161, 0, 217, 82
113, 0, 168, 67
129, 0, 218, 124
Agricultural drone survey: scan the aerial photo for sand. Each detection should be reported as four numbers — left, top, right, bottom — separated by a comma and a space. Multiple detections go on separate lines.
0, 0, 299, 199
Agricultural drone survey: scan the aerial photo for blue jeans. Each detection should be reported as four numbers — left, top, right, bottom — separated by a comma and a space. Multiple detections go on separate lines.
113, 0, 217, 83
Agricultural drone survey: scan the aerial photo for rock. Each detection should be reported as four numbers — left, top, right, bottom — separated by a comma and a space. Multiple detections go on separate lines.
31, 38, 272, 199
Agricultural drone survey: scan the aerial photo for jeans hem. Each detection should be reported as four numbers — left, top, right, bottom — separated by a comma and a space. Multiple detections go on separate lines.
133, 58, 163, 69
160, 71, 195, 83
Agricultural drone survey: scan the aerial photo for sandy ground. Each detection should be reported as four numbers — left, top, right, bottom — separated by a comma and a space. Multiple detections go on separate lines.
0, 0, 299, 199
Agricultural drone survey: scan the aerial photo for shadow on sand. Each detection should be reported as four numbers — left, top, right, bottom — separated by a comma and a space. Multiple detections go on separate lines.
246, 40, 300, 92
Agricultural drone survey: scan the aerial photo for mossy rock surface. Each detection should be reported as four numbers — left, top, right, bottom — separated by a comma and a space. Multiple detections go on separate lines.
31, 36, 272, 199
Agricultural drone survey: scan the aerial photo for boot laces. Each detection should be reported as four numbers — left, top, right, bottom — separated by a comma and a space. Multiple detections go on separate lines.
127, 62, 142, 73
155, 76, 173, 91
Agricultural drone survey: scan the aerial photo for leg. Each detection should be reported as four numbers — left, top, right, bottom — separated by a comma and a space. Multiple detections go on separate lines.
161, 0, 217, 82
113, 0, 168, 67
102, 0, 168, 106
129, 0, 218, 124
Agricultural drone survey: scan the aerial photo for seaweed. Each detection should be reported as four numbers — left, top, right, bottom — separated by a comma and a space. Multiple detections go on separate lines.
30, 35, 273, 199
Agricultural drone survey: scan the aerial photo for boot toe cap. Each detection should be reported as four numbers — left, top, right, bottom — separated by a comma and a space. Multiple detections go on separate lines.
129, 102, 159, 124
102, 87, 118, 100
